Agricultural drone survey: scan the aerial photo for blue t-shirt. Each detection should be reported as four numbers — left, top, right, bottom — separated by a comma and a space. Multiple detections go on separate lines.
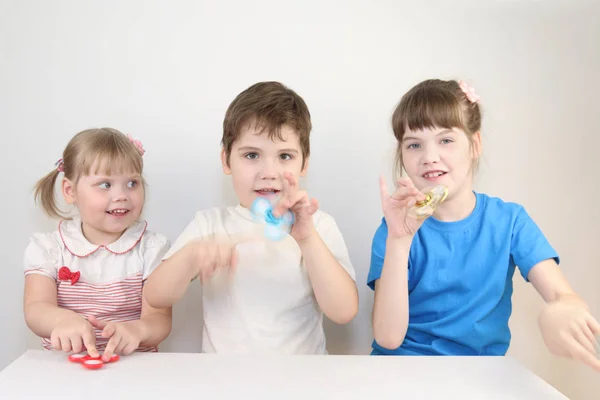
367, 192, 559, 356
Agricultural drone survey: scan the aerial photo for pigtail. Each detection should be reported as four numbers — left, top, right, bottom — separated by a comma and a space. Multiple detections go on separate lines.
33, 168, 63, 219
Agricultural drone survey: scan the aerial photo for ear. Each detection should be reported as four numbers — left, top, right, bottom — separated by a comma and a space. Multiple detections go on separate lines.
471, 131, 482, 159
221, 147, 231, 175
62, 178, 76, 204
300, 156, 310, 177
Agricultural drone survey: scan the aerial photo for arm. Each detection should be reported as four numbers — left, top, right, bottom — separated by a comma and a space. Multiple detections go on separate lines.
24, 274, 78, 337
297, 230, 358, 325
143, 244, 199, 309
528, 259, 600, 371
23, 274, 98, 355
372, 236, 412, 349
136, 285, 172, 347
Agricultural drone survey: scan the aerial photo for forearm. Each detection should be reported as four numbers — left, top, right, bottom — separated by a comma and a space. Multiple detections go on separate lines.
372, 237, 412, 349
134, 310, 172, 347
298, 231, 358, 324
24, 301, 81, 338
144, 245, 197, 308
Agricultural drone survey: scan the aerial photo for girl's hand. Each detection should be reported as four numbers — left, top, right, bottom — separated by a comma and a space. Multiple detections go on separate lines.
538, 296, 600, 372
50, 315, 98, 357
88, 317, 143, 362
379, 176, 427, 239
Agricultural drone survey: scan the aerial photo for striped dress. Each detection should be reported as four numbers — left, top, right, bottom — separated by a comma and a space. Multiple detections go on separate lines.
24, 215, 170, 352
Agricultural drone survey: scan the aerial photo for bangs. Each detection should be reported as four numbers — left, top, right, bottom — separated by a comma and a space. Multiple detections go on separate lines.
392, 84, 466, 140
80, 138, 142, 178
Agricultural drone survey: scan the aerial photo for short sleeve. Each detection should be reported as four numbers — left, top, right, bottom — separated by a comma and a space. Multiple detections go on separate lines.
141, 232, 171, 280
367, 218, 388, 290
23, 233, 62, 280
511, 207, 560, 281
314, 212, 356, 281
162, 213, 204, 261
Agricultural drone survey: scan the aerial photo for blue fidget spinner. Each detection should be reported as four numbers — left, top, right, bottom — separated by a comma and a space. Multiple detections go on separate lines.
250, 197, 295, 241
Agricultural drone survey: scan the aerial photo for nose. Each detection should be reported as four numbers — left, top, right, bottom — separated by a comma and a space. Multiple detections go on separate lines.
259, 159, 279, 180
113, 186, 129, 202
422, 145, 440, 165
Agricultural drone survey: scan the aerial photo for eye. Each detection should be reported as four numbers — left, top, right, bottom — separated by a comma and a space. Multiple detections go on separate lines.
280, 153, 293, 161
127, 180, 138, 188
98, 182, 111, 189
440, 138, 454, 145
406, 143, 420, 150
245, 152, 259, 160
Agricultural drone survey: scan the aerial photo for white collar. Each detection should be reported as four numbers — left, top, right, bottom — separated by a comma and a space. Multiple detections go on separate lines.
58, 215, 147, 258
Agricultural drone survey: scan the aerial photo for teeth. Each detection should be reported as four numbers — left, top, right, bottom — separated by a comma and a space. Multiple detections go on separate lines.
110, 210, 128, 214
424, 172, 444, 178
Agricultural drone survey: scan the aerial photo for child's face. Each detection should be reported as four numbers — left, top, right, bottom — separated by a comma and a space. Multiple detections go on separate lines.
62, 165, 145, 245
401, 126, 481, 198
222, 123, 308, 209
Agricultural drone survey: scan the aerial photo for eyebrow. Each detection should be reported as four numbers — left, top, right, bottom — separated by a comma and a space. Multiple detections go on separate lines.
403, 129, 454, 141
237, 146, 299, 154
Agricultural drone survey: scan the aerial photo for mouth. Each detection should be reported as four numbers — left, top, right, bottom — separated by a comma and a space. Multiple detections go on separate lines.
106, 209, 130, 217
422, 171, 447, 180
254, 188, 281, 197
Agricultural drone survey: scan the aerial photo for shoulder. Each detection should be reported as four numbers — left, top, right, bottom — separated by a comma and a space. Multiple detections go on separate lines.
476, 192, 526, 222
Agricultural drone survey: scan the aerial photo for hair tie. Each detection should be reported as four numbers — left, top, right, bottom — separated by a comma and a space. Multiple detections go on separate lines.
127, 134, 145, 156
55, 158, 65, 173
458, 80, 481, 103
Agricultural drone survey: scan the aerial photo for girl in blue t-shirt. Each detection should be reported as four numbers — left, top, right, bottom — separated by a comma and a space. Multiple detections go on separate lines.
369, 78, 600, 371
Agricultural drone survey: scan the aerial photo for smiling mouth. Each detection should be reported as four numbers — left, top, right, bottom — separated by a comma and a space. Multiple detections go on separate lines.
422, 171, 447, 179
255, 189, 281, 196
106, 209, 129, 216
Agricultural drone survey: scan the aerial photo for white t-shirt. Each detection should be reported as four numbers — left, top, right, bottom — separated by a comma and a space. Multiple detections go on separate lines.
23, 215, 170, 351
163, 205, 356, 354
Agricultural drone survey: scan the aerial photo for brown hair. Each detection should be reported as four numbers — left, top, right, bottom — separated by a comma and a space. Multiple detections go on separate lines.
34, 128, 144, 219
221, 81, 312, 168
391, 79, 482, 179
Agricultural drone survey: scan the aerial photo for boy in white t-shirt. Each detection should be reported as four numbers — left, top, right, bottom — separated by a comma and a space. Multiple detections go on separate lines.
145, 81, 358, 354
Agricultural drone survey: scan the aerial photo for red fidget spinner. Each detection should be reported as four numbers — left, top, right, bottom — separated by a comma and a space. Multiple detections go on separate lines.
68, 352, 120, 370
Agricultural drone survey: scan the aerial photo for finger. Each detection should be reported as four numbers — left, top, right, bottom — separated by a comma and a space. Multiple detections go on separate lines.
579, 320, 598, 351
122, 341, 138, 356
574, 326, 597, 354
71, 336, 84, 354
61, 335, 72, 352
379, 175, 389, 206
82, 330, 99, 357
51, 332, 62, 351
88, 316, 108, 330
587, 316, 600, 335
396, 176, 415, 188
307, 198, 319, 215
115, 337, 128, 355
570, 339, 600, 372
102, 323, 117, 339
390, 186, 421, 202
102, 335, 120, 362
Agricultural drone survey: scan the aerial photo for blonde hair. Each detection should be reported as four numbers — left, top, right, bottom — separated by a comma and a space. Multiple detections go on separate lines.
391, 79, 482, 180
34, 128, 144, 219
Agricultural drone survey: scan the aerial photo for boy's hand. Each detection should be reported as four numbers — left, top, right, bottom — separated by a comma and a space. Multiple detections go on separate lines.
88, 317, 143, 361
50, 315, 99, 357
185, 233, 255, 282
272, 172, 319, 243
538, 295, 600, 372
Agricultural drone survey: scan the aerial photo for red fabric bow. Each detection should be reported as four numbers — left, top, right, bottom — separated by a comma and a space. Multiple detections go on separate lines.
58, 266, 80, 285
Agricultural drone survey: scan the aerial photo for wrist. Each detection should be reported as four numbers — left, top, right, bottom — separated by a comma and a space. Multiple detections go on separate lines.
386, 235, 413, 250
295, 226, 318, 248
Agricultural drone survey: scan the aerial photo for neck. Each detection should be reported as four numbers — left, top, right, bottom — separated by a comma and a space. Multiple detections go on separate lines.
432, 186, 476, 222
81, 222, 125, 246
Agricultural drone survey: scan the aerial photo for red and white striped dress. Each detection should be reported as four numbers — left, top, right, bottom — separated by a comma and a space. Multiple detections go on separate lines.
24, 216, 170, 352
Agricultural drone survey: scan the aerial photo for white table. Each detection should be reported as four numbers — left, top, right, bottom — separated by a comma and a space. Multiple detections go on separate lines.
0, 350, 566, 399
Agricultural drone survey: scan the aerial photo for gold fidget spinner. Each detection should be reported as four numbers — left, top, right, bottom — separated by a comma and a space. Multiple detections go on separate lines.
408, 185, 449, 219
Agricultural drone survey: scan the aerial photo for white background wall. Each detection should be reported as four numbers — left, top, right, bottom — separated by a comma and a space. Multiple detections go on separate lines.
1, 0, 599, 398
